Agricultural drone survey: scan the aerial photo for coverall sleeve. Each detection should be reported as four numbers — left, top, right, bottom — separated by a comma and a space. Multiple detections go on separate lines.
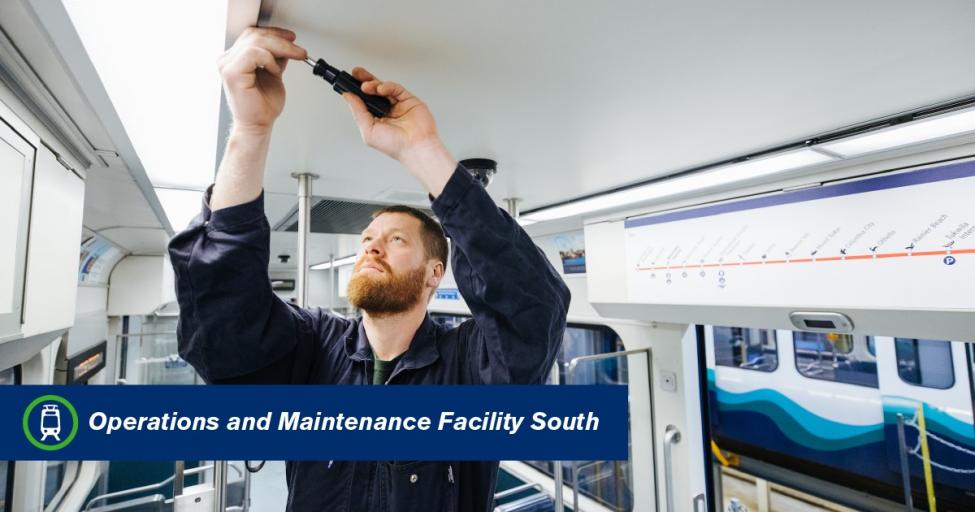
167, 189, 342, 384
431, 166, 571, 384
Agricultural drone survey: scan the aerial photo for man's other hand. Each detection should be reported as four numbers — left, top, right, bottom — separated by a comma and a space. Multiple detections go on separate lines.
343, 67, 456, 196
218, 27, 307, 135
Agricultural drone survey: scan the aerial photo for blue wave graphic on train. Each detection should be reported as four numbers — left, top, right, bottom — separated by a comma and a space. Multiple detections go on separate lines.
707, 370, 975, 491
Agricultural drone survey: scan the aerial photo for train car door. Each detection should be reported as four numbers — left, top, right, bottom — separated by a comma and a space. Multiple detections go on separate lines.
874, 338, 975, 507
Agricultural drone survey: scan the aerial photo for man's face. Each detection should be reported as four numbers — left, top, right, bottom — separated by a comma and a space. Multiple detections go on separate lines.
347, 213, 441, 315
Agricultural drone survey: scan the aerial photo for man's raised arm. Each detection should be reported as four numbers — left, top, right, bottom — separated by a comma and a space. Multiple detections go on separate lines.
343, 69, 571, 385
168, 28, 339, 384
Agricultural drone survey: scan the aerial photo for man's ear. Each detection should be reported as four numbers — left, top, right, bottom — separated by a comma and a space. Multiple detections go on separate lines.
427, 260, 444, 287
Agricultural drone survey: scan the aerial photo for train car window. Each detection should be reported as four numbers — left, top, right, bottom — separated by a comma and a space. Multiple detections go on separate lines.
430, 312, 470, 330
794, 332, 878, 388
530, 323, 632, 511
43, 462, 65, 508
713, 327, 778, 372
894, 338, 954, 389
1, 366, 17, 512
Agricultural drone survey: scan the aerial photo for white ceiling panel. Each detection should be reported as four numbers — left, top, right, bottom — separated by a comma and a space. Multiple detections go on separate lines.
254, 0, 975, 212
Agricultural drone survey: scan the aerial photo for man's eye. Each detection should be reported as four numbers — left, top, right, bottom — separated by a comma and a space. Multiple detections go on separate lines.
362, 237, 372, 243
392, 236, 404, 243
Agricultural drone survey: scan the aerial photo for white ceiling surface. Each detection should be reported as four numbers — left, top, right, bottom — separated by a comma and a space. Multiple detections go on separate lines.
83, 165, 169, 255
0, 0, 167, 254
259, 0, 975, 213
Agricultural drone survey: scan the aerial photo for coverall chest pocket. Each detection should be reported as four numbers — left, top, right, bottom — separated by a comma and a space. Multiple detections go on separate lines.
382, 461, 456, 512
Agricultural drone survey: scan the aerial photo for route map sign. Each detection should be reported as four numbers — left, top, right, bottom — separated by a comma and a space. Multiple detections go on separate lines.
624, 159, 975, 310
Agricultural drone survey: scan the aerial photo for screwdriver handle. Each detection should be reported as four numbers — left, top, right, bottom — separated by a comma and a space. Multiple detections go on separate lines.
331, 70, 392, 118
308, 58, 391, 118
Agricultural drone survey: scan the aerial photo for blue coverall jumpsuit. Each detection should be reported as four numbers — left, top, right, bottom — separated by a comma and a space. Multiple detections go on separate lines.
168, 165, 571, 511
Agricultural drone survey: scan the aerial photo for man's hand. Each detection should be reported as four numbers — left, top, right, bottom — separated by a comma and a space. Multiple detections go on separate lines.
218, 27, 307, 135
343, 68, 456, 197
211, 27, 306, 211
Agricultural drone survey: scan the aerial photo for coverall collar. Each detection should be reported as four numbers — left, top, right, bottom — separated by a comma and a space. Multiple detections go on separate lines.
346, 313, 440, 371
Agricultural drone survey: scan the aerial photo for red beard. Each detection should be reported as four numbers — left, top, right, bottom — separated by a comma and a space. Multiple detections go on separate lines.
347, 258, 427, 316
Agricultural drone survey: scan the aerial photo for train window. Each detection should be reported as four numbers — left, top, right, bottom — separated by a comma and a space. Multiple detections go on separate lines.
1, 366, 16, 512
43, 462, 65, 508
529, 323, 632, 510
794, 332, 878, 388
894, 338, 954, 389
713, 327, 778, 372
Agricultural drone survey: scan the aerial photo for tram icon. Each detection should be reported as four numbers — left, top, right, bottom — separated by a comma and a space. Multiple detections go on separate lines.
39, 404, 62, 442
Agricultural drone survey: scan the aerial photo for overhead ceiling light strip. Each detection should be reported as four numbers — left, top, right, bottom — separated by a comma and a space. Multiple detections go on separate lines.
521, 96, 975, 223
310, 255, 357, 271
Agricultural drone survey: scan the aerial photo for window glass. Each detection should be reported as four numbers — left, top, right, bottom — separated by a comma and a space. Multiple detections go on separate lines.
1, 366, 16, 512
895, 338, 954, 389
43, 462, 64, 508
430, 313, 469, 330
0, 460, 7, 512
794, 332, 878, 388
713, 327, 778, 372
528, 324, 632, 511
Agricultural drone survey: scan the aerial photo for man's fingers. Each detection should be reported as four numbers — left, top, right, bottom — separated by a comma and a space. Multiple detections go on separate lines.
242, 26, 297, 42
343, 92, 375, 133
376, 81, 413, 103
351, 67, 376, 82
247, 33, 307, 61
224, 46, 280, 80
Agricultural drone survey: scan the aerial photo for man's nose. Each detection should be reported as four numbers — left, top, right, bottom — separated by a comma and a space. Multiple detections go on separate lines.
363, 237, 384, 256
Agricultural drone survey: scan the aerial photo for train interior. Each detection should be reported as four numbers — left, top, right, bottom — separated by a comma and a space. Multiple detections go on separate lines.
1, 0, 974, 510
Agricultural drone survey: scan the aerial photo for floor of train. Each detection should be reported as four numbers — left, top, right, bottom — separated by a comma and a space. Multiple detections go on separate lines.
719, 465, 855, 512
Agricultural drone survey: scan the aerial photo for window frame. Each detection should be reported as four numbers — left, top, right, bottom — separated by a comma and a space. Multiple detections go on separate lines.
2, 366, 20, 512
893, 338, 955, 390
793, 334, 879, 388
712, 326, 779, 373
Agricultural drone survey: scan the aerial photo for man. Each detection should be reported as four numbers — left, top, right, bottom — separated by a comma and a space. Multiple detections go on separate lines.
168, 27, 570, 511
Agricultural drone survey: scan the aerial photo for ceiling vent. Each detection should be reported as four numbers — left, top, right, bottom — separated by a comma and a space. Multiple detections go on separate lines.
276, 197, 435, 234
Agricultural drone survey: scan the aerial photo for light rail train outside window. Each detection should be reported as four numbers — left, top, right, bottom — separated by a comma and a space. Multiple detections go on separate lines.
1, 366, 17, 512
894, 338, 954, 389
713, 327, 778, 372
794, 332, 878, 387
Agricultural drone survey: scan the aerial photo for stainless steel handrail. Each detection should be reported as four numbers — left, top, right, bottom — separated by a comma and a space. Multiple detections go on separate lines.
493, 482, 543, 501
896, 413, 915, 512
213, 460, 228, 512
85, 464, 212, 510
173, 461, 185, 497
567, 348, 651, 512
663, 425, 681, 512
550, 361, 564, 511
84, 463, 243, 510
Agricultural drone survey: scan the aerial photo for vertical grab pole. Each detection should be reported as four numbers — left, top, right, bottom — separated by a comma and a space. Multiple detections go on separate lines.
173, 460, 185, 497
916, 404, 937, 512
291, 172, 319, 307
213, 460, 228, 512
663, 425, 682, 512
551, 361, 564, 511
896, 413, 914, 511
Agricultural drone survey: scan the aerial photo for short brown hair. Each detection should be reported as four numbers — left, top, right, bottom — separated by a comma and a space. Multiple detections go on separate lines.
372, 205, 449, 266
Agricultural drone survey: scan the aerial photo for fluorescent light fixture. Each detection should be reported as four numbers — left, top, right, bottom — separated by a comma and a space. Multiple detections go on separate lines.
522, 148, 834, 222
819, 106, 975, 158
311, 255, 357, 271
517, 218, 538, 227
64, 0, 226, 189
154, 188, 204, 232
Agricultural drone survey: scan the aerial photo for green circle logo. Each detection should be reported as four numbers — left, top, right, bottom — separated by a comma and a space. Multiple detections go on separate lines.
22, 395, 79, 451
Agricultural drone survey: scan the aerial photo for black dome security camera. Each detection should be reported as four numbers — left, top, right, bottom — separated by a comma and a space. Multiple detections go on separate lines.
278, 254, 291, 263
460, 158, 497, 188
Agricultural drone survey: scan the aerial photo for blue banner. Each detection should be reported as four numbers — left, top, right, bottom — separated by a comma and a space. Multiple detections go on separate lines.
3, 385, 627, 460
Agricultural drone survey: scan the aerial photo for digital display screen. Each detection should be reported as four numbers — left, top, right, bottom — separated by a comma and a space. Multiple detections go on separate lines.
804, 319, 836, 329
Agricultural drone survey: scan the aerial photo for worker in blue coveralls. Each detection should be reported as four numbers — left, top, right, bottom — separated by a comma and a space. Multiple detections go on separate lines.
168, 27, 570, 511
